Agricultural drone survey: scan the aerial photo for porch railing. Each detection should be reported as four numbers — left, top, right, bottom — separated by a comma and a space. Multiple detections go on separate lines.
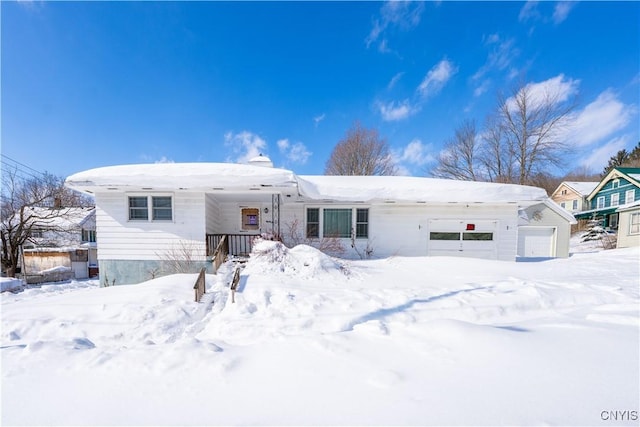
206, 234, 257, 258
193, 267, 206, 303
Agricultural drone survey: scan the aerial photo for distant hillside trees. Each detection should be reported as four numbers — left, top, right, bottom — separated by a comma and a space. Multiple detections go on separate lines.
1, 167, 93, 277
431, 79, 576, 186
325, 121, 397, 176
601, 142, 640, 177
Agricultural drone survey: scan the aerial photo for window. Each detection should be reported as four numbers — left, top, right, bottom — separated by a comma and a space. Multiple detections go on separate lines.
561, 189, 567, 195
611, 193, 620, 207
355, 208, 369, 238
82, 229, 96, 243
626, 189, 635, 204
560, 202, 566, 208
596, 196, 605, 209
241, 208, 259, 231
30, 229, 44, 239
572, 200, 578, 210
612, 180, 620, 189
630, 213, 640, 234
129, 196, 148, 220
152, 197, 173, 221
462, 232, 493, 241
430, 232, 460, 241
323, 208, 352, 238
609, 213, 619, 229
129, 196, 172, 221
306, 208, 319, 238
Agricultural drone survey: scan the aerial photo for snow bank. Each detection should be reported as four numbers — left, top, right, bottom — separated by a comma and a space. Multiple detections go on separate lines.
0, 277, 23, 292
244, 238, 347, 279
2, 248, 638, 426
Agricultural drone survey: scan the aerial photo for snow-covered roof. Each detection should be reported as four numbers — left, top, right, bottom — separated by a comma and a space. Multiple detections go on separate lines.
562, 181, 599, 196
616, 200, 640, 213
65, 163, 298, 192
24, 207, 95, 229
297, 175, 547, 203
66, 163, 549, 203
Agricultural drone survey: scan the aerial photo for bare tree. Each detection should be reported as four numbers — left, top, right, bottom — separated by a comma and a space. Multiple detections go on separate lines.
431, 119, 481, 181
325, 121, 397, 175
431, 79, 576, 186
496, 80, 576, 185
1, 167, 92, 277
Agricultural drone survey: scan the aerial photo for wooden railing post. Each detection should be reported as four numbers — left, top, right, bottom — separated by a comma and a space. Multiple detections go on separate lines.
193, 267, 206, 303
230, 266, 241, 303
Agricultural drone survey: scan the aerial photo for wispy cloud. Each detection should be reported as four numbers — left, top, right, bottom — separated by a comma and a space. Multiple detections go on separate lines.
377, 99, 415, 122
387, 72, 404, 90
580, 135, 631, 171
472, 35, 519, 82
277, 139, 312, 165
552, 2, 576, 25
418, 59, 458, 98
377, 58, 457, 122
224, 131, 267, 164
520, 1, 575, 26
518, 1, 540, 23
365, 1, 425, 53
155, 156, 174, 164
505, 74, 580, 112
565, 89, 636, 147
313, 113, 326, 127
392, 139, 435, 175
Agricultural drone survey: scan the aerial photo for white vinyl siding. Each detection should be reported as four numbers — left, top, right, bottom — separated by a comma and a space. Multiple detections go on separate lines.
96, 192, 206, 261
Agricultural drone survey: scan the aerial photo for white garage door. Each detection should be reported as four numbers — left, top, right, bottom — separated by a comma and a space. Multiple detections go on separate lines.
517, 227, 556, 258
428, 219, 499, 260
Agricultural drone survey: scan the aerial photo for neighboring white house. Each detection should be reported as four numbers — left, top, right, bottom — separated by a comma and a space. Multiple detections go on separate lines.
22, 207, 98, 283
616, 201, 640, 248
65, 159, 575, 285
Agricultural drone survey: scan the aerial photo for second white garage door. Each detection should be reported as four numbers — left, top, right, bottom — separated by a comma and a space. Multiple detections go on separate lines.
517, 227, 556, 258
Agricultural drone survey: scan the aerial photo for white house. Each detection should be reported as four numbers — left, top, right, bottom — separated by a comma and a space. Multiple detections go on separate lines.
22, 207, 98, 283
65, 159, 575, 285
616, 201, 640, 248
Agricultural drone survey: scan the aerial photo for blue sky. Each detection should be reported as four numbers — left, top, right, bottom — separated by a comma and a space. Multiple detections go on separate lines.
2, 1, 639, 179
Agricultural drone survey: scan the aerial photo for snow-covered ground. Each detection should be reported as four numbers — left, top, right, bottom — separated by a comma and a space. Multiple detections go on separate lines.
2, 240, 639, 426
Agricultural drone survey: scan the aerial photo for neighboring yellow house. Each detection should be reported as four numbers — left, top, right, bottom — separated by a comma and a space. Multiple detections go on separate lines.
616, 201, 640, 248
550, 181, 599, 213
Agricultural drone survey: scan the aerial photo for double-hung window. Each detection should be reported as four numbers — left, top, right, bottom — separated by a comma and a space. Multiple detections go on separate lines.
152, 196, 173, 220
630, 213, 640, 235
625, 189, 635, 204
611, 193, 620, 207
82, 229, 96, 243
306, 208, 320, 238
355, 208, 369, 238
572, 200, 578, 210
129, 196, 149, 220
596, 196, 605, 209
129, 196, 173, 221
